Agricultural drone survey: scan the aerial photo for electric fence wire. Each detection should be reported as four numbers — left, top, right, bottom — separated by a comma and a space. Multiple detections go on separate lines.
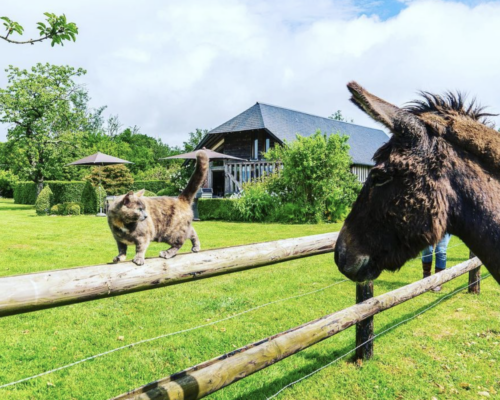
266, 273, 491, 400
0, 278, 350, 389
0, 240, 470, 389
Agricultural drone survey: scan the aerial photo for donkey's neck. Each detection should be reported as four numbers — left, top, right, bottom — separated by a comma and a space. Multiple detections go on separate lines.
448, 155, 500, 283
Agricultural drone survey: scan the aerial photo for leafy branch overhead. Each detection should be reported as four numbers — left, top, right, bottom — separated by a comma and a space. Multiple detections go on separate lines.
1, 13, 78, 46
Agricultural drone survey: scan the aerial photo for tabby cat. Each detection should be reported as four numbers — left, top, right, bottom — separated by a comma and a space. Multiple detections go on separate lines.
107, 150, 209, 265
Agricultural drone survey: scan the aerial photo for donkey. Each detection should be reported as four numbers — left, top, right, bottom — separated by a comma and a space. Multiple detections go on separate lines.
334, 81, 500, 284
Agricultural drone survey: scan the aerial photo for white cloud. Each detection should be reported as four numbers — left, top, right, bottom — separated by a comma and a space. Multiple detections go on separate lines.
1, 0, 500, 146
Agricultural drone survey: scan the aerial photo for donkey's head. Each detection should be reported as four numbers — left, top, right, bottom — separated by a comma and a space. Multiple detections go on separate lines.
335, 82, 495, 282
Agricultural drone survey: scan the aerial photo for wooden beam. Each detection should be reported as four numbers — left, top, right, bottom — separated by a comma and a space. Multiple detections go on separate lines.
0, 233, 337, 317
112, 257, 482, 400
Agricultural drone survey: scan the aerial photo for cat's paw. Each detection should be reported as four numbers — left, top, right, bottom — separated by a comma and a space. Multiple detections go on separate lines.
113, 255, 127, 263
132, 256, 145, 266
159, 250, 176, 259
191, 245, 201, 253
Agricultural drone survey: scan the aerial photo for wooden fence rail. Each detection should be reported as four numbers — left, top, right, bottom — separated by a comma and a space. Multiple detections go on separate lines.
112, 257, 482, 400
0, 233, 337, 317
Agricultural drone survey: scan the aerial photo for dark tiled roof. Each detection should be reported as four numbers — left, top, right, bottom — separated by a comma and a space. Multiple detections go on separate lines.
207, 102, 390, 166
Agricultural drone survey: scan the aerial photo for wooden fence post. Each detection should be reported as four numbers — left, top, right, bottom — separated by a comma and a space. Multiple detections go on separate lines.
468, 251, 481, 294
355, 281, 374, 360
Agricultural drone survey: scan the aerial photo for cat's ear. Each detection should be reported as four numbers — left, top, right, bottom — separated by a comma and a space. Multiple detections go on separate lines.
136, 189, 145, 197
123, 191, 134, 206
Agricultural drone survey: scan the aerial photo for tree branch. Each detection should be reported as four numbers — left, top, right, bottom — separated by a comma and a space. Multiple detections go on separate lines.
0, 35, 50, 45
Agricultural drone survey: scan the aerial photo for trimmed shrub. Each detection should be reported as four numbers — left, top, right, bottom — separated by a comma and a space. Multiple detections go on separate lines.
14, 182, 38, 204
81, 181, 98, 214
67, 204, 81, 216
198, 198, 238, 221
52, 202, 84, 216
50, 204, 60, 215
157, 187, 179, 196
0, 170, 19, 198
35, 185, 54, 216
143, 190, 156, 197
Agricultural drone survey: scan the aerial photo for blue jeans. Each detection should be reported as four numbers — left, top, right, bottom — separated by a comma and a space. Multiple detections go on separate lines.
422, 233, 452, 270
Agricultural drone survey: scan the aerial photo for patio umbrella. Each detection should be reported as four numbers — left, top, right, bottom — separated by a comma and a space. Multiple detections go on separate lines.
67, 152, 133, 217
159, 148, 246, 161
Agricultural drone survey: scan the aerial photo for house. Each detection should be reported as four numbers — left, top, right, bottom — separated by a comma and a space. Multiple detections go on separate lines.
196, 102, 390, 197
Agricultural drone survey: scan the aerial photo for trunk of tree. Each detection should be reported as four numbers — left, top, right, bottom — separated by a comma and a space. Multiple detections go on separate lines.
36, 176, 44, 195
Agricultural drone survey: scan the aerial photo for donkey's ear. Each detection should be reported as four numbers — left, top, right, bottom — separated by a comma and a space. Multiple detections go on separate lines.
347, 81, 426, 140
347, 81, 400, 130
136, 189, 145, 197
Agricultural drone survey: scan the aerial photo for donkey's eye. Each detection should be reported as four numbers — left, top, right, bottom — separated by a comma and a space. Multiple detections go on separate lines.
371, 174, 393, 187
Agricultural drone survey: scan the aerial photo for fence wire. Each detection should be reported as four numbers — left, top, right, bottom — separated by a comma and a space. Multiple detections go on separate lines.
0, 278, 349, 389
266, 272, 490, 400
0, 240, 470, 390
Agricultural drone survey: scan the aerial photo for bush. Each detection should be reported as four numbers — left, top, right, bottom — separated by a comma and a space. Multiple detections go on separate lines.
0, 170, 19, 198
67, 204, 81, 216
157, 186, 179, 196
142, 190, 156, 197
50, 204, 60, 215
81, 181, 98, 214
132, 180, 169, 194
14, 182, 38, 204
51, 202, 84, 216
262, 132, 361, 223
234, 178, 277, 222
35, 185, 54, 216
198, 198, 238, 221
87, 165, 134, 196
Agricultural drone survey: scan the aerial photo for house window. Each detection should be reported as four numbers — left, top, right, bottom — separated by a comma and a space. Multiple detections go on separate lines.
253, 138, 259, 160
265, 138, 270, 153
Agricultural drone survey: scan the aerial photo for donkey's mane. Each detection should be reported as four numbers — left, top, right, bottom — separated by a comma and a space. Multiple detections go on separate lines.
404, 91, 496, 124
395, 91, 500, 172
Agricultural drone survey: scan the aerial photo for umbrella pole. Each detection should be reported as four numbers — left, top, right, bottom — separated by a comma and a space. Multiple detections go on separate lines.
97, 165, 106, 217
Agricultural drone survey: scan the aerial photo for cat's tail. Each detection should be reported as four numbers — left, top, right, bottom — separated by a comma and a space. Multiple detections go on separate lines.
179, 150, 209, 204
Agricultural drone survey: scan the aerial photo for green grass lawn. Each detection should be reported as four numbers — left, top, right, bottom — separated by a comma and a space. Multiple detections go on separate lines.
0, 198, 499, 400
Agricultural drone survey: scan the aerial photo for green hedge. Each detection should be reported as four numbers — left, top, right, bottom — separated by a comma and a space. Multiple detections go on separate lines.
48, 181, 86, 204
14, 181, 85, 205
157, 187, 179, 196
198, 198, 239, 221
13, 182, 38, 204
132, 180, 169, 194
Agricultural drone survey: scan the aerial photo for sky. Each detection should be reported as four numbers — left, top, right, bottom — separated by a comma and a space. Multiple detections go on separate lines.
1, 0, 500, 146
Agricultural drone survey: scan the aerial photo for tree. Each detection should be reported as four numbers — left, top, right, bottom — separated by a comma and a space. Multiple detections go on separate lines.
265, 132, 361, 222
183, 128, 208, 152
0, 63, 87, 193
86, 165, 134, 196
1, 13, 78, 46
329, 110, 353, 123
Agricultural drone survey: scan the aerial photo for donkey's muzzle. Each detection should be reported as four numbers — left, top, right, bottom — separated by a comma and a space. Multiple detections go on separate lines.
335, 233, 380, 282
